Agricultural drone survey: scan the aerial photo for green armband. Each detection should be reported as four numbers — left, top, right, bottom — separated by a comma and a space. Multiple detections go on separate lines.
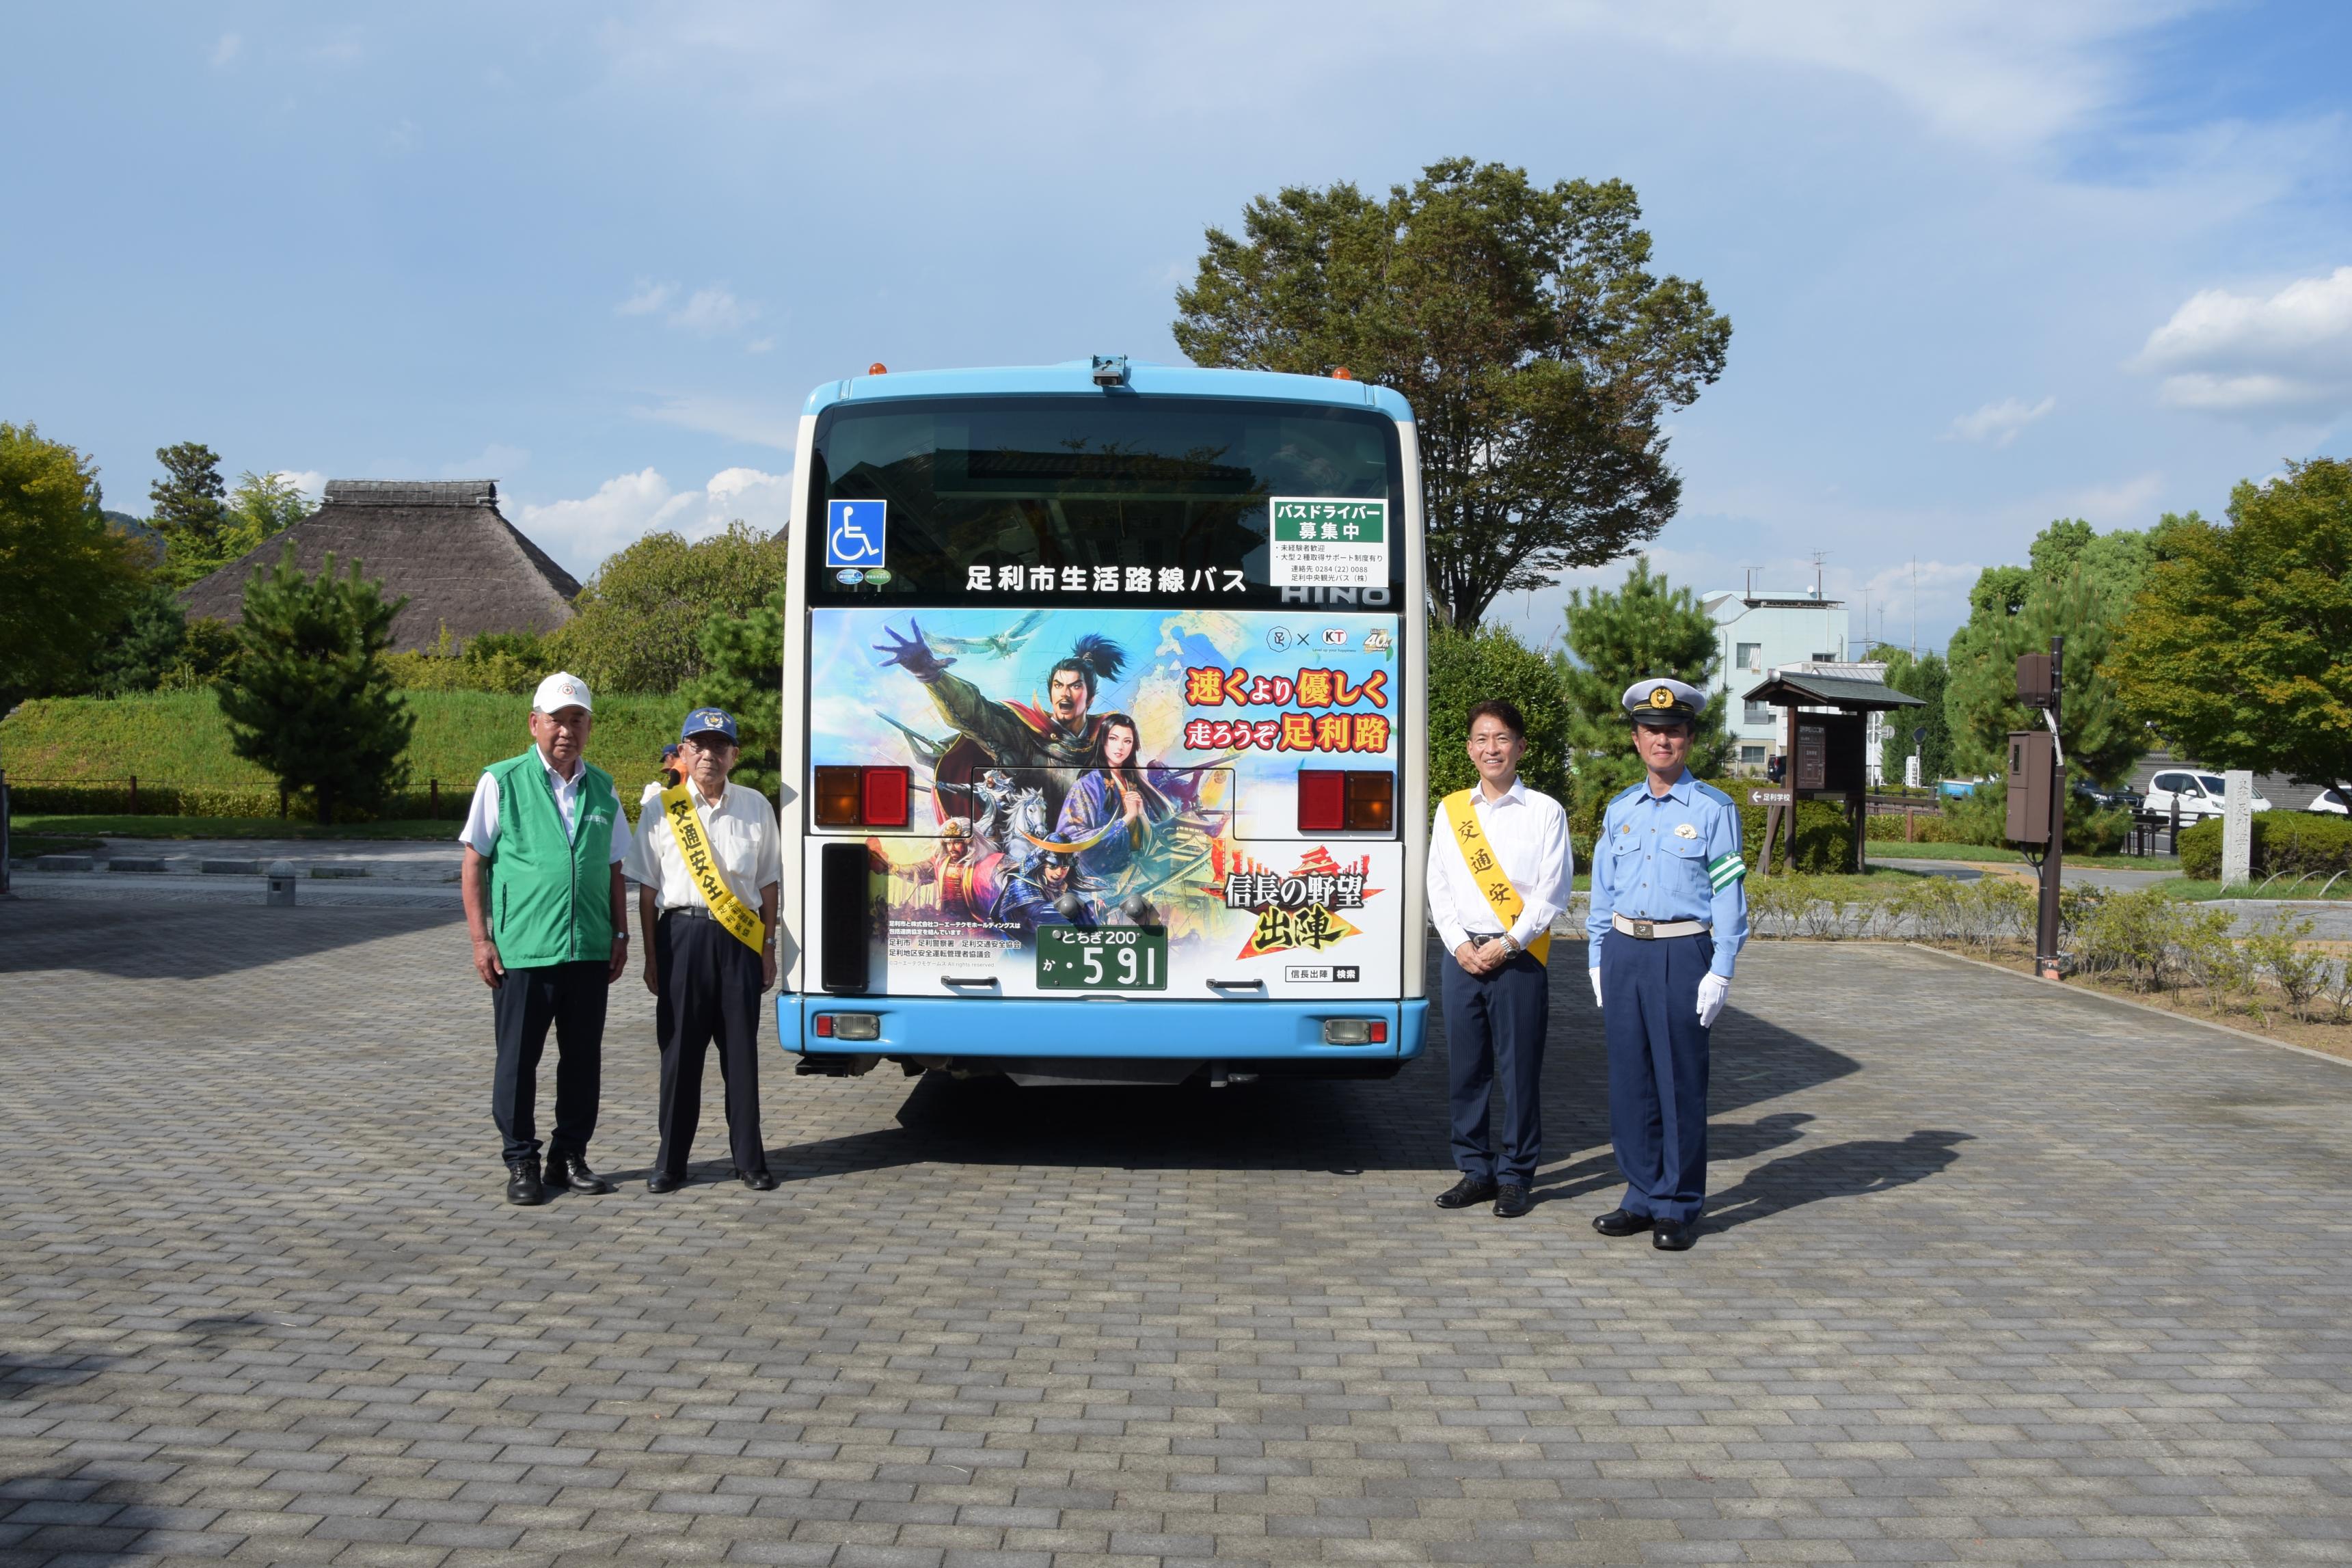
1707, 852, 1745, 891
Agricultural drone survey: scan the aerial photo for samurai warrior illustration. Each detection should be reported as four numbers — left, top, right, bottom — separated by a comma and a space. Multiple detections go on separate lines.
874, 622, 1127, 822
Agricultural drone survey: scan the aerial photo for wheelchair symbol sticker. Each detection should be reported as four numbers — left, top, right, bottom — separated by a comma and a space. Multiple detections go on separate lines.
826, 500, 886, 569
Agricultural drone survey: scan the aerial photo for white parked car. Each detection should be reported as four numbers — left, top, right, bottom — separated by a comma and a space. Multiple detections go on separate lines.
2309, 787, 2349, 815
2143, 769, 2273, 821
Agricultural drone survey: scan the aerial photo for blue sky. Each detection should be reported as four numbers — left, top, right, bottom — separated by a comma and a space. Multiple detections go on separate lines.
4, 1, 2347, 654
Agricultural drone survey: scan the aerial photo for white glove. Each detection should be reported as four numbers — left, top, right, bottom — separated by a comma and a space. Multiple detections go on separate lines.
1589, 967, 1603, 1008
1696, 972, 1730, 1029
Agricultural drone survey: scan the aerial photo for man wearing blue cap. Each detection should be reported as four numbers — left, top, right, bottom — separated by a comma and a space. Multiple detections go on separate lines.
622, 707, 782, 1191
1586, 677, 1748, 1251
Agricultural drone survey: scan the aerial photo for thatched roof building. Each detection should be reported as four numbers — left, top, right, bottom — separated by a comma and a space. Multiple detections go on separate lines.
181, 480, 579, 651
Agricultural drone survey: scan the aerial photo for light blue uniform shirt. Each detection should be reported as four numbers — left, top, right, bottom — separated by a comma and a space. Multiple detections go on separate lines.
1585, 770, 1748, 978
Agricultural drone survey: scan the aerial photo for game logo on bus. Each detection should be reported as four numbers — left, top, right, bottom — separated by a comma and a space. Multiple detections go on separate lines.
807, 606, 1407, 999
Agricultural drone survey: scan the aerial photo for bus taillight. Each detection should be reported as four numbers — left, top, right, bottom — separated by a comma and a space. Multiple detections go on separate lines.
861, 768, 910, 826
1297, 770, 1394, 833
815, 766, 912, 828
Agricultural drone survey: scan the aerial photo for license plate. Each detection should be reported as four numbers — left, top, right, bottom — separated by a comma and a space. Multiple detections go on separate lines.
1035, 926, 1167, 991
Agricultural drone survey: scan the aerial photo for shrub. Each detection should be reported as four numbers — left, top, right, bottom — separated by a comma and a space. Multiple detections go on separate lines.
1865, 810, 1964, 843
1428, 622, 1571, 806
2074, 887, 2182, 990
2178, 810, 2352, 882
2242, 913, 2327, 1022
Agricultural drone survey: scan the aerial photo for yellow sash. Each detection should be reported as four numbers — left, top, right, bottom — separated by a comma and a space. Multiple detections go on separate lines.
660, 783, 765, 952
1442, 787, 1552, 965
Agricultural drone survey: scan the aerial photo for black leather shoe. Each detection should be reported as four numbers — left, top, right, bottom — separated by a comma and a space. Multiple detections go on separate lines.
548, 1152, 616, 1194
1435, 1174, 1499, 1208
647, 1170, 686, 1193
735, 1169, 778, 1191
1591, 1208, 1651, 1237
1652, 1219, 1696, 1251
1492, 1184, 1531, 1219
504, 1156, 545, 1206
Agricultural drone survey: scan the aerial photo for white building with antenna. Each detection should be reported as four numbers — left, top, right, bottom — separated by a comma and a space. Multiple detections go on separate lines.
1702, 574, 1886, 777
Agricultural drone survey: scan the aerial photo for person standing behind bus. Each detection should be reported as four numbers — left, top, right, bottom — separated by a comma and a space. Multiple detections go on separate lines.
1427, 699, 1571, 1221
1586, 678, 1748, 1252
460, 672, 633, 1207
625, 707, 781, 1193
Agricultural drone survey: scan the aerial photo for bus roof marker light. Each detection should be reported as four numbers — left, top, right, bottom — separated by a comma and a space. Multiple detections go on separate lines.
1090, 354, 1129, 388
1332, 366, 1353, 380
867, 362, 887, 375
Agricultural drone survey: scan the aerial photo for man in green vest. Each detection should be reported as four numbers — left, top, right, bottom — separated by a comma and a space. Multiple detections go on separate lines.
459, 671, 635, 1206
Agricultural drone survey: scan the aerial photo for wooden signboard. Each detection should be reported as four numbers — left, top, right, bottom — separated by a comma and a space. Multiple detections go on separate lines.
1794, 725, 1828, 791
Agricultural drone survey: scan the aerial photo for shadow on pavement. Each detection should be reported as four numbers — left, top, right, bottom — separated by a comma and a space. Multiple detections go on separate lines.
0, 899, 462, 980
1701, 1128, 1973, 1231
746, 938, 1866, 1182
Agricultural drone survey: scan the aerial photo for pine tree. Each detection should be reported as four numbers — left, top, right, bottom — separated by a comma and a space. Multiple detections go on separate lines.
217, 545, 414, 824
1552, 556, 1730, 811
150, 442, 229, 586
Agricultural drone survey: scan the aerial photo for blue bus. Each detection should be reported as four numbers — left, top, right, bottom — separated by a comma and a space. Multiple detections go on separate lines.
775, 357, 1429, 1085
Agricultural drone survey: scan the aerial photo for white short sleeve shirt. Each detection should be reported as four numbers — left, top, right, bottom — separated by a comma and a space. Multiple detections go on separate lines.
625, 779, 783, 913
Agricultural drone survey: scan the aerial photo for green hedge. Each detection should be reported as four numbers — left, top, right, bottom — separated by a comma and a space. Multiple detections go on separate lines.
2179, 811, 2352, 881
1569, 776, 1858, 874
1865, 811, 1964, 843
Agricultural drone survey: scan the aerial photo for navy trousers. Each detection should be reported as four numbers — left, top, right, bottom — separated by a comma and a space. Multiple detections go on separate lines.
491, 960, 608, 1165
1601, 931, 1714, 1223
1441, 947, 1548, 1186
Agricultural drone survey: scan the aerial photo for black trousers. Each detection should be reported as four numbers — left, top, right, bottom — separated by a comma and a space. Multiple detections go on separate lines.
1440, 946, 1549, 1186
653, 913, 768, 1177
492, 960, 608, 1164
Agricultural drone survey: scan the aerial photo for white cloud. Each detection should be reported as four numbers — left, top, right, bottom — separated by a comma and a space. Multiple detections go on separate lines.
615, 278, 763, 341
209, 32, 242, 68
2056, 471, 2167, 528
1945, 395, 2055, 446
636, 393, 798, 449
2131, 266, 2352, 418
274, 470, 326, 504
511, 465, 794, 578
441, 444, 528, 480
617, 279, 674, 316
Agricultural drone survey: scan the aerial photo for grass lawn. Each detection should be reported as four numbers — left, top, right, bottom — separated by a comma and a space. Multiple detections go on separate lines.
12, 814, 461, 841
1866, 838, 2180, 872
0, 688, 686, 790
2145, 876, 2352, 902
8, 833, 105, 856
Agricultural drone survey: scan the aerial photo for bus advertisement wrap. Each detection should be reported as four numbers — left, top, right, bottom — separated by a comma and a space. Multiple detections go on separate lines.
806, 605, 1405, 1001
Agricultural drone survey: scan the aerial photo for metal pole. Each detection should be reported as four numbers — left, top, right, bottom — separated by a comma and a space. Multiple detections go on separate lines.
2038, 636, 2066, 979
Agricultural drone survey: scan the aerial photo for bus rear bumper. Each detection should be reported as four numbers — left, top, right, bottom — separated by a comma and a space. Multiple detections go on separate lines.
776, 995, 1427, 1066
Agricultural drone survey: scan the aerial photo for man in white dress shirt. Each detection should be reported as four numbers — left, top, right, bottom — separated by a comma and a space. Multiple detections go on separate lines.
1425, 699, 1572, 1219
625, 707, 782, 1193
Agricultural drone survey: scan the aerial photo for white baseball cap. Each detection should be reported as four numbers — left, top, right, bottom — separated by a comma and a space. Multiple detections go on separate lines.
532, 671, 594, 714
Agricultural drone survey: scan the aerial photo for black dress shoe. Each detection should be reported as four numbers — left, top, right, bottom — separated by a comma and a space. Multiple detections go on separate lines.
735, 1169, 778, 1191
1652, 1219, 1696, 1251
1435, 1174, 1499, 1208
548, 1152, 616, 1194
1591, 1208, 1651, 1237
647, 1170, 686, 1193
504, 1156, 545, 1207
1492, 1183, 1531, 1219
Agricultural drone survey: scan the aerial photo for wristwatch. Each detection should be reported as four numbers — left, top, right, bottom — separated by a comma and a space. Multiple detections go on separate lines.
1498, 933, 1522, 956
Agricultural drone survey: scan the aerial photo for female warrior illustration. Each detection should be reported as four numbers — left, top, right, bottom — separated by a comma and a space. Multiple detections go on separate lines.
1054, 712, 1175, 888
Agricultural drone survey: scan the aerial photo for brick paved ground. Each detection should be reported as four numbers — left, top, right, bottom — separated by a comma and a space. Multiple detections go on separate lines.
2, 893, 2348, 1567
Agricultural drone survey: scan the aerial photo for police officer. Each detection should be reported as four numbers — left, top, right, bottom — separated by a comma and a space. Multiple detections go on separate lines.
1585, 678, 1748, 1250
625, 707, 782, 1192
459, 671, 634, 1206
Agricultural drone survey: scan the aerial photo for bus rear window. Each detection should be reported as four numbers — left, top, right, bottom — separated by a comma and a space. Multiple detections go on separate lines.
809, 395, 1404, 609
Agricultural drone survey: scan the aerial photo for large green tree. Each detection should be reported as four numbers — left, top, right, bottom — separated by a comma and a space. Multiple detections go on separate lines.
681, 590, 785, 796
0, 422, 148, 707
1552, 556, 1730, 808
1427, 621, 1571, 805
2111, 459, 2352, 800
1172, 157, 1731, 630
549, 521, 792, 694
1945, 517, 2148, 787
217, 546, 414, 824
150, 442, 230, 587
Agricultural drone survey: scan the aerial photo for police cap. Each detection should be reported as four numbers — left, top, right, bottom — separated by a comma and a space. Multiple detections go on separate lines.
1621, 677, 1706, 727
